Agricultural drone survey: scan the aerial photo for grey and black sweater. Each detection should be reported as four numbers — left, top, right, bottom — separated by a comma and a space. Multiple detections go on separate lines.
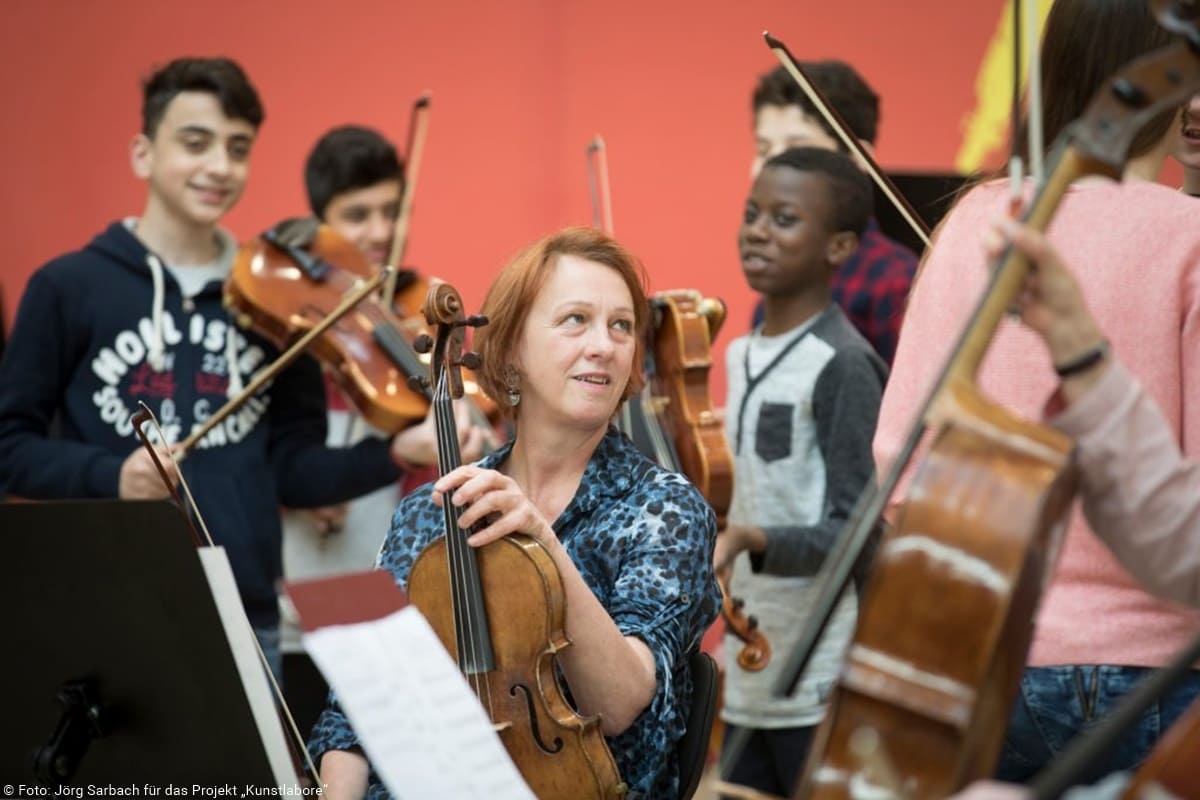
722, 304, 886, 729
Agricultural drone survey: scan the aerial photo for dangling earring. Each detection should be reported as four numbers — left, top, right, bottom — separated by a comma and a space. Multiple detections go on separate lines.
506, 368, 521, 407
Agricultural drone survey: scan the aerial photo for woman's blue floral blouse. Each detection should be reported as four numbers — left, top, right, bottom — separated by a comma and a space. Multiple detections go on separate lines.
309, 427, 721, 799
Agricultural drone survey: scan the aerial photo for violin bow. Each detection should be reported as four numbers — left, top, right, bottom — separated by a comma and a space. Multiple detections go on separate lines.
177, 267, 392, 460
132, 403, 323, 787
382, 92, 432, 307
586, 135, 616, 234
763, 32, 932, 249
1008, 0, 1047, 210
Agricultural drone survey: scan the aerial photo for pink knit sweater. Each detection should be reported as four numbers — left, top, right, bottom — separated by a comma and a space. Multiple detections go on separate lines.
874, 178, 1200, 668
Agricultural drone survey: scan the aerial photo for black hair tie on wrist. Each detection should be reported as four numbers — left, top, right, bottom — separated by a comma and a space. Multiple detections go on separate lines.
1054, 339, 1109, 378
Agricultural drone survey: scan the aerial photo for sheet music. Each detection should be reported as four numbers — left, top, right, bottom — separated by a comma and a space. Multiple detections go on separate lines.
304, 606, 536, 800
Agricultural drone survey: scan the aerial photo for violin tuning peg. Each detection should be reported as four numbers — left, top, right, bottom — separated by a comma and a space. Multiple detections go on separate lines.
412, 334, 434, 354
406, 375, 429, 392
458, 352, 482, 370
732, 597, 745, 611
466, 314, 489, 328
747, 615, 759, 630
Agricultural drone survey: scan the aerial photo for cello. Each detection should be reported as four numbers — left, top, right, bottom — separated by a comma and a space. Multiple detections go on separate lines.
404, 281, 627, 800
751, 8, 1200, 797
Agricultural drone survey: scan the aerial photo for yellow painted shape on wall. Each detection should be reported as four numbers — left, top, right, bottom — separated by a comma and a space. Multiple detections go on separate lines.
956, 0, 1055, 174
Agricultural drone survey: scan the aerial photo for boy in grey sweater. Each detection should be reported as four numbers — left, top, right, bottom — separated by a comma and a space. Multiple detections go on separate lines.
716, 147, 887, 797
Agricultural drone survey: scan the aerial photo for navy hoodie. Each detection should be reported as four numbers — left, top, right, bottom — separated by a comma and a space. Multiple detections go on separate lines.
0, 222, 401, 627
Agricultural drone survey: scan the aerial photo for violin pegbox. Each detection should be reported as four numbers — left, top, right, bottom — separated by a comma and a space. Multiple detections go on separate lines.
420, 282, 488, 400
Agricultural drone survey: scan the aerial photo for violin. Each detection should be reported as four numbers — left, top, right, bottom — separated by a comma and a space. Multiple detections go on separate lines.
223, 93, 497, 435
404, 282, 626, 800
226, 225, 498, 433
585, 137, 767, 671
648, 290, 767, 672
767, 11, 1200, 796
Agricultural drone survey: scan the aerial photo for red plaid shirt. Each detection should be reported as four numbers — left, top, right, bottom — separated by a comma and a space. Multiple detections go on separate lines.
752, 218, 917, 366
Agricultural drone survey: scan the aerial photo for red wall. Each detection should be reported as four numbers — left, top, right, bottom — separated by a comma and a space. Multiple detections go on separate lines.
0, 1, 1011, 398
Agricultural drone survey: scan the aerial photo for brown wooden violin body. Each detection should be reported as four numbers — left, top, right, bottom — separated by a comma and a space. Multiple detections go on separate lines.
404, 282, 625, 800
649, 290, 734, 522
409, 534, 626, 799
223, 225, 496, 432
797, 379, 1076, 798
647, 289, 769, 672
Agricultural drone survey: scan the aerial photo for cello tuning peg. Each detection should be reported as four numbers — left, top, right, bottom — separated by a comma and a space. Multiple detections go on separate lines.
1111, 77, 1150, 108
465, 314, 489, 328
458, 352, 482, 370
406, 375, 430, 392
412, 334, 434, 354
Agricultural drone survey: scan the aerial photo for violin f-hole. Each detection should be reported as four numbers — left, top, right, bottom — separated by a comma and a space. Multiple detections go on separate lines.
510, 683, 566, 754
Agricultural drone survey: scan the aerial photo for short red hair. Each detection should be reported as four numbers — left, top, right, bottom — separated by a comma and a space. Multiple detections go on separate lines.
475, 227, 649, 420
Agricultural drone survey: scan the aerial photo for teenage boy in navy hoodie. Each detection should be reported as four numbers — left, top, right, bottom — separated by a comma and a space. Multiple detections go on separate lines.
0, 58, 449, 679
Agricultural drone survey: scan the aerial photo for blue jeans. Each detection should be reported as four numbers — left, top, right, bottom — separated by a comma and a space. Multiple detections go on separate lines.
996, 665, 1200, 783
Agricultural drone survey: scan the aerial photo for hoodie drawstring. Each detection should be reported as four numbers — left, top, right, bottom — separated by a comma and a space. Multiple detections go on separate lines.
225, 324, 245, 399
144, 253, 167, 372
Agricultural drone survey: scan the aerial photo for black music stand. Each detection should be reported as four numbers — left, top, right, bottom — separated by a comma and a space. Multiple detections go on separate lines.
1, 500, 299, 786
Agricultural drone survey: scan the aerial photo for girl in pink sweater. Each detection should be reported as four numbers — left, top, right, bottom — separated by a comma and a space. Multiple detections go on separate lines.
874, 0, 1200, 783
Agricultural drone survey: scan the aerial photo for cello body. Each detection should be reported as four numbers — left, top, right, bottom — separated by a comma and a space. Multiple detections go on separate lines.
798, 379, 1077, 798
408, 535, 626, 800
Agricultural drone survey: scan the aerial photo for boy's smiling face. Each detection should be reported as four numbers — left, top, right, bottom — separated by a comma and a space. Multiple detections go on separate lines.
739, 165, 847, 299
131, 90, 256, 228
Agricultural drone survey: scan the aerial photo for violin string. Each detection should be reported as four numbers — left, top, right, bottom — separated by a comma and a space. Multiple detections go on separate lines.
436, 370, 471, 686
437, 363, 493, 717
138, 409, 322, 787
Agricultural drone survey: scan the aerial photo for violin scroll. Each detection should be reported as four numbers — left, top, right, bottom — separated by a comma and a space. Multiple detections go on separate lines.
719, 575, 771, 672
421, 282, 488, 402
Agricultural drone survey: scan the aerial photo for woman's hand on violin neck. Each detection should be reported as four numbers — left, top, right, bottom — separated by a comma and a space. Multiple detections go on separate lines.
432, 465, 556, 548
391, 399, 488, 469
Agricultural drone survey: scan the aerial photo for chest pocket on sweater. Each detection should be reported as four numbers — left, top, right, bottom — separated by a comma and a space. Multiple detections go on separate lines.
755, 402, 794, 463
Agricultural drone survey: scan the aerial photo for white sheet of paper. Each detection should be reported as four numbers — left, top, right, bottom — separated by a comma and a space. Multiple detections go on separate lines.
304, 606, 536, 800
